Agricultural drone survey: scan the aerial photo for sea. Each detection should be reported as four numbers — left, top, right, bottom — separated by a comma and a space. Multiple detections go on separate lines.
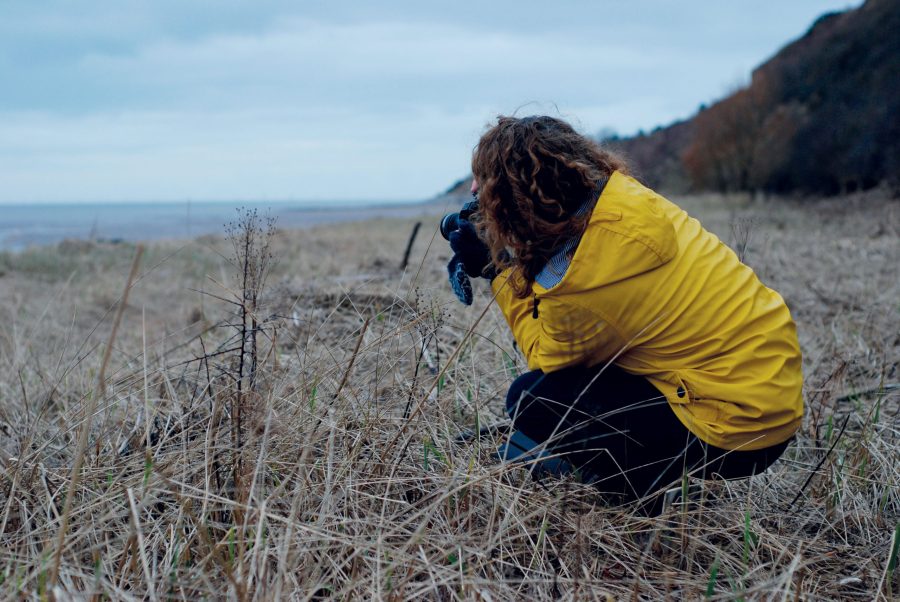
0, 200, 443, 252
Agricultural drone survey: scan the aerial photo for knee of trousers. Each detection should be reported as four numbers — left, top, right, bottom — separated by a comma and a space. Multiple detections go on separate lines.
505, 371, 544, 418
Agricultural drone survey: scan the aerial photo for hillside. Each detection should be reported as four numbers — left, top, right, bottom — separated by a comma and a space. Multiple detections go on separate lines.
612, 0, 900, 195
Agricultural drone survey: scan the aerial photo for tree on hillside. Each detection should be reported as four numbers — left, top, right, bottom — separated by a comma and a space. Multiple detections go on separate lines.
626, 0, 900, 196
682, 75, 775, 193
748, 101, 809, 193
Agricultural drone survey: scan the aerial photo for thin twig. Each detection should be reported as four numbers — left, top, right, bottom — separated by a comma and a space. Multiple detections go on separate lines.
786, 413, 852, 512
127, 487, 159, 602
333, 317, 371, 401
47, 244, 144, 589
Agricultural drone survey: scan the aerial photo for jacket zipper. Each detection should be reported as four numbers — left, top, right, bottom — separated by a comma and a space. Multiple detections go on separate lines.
532, 295, 540, 319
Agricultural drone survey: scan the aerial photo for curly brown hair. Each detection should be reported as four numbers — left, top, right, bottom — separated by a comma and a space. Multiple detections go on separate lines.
471, 115, 627, 297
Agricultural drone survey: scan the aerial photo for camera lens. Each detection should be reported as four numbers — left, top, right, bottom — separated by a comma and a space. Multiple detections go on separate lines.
440, 212, 460, 240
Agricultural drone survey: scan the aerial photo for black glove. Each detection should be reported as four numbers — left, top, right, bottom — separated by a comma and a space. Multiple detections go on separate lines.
448, 219, 492, 278
446, 219, 494, 306
447, 255, 474, 305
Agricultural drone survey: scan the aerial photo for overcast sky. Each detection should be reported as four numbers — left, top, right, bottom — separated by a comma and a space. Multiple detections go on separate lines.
0, 1, 862, 204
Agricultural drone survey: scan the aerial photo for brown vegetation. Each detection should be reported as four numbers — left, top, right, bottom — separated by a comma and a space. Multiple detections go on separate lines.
612, 0, 900, 197
0, 193, 898, 599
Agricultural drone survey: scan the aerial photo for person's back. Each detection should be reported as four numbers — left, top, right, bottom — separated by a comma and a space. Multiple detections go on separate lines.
492, 171, 803, 451
446, 115, 803, 512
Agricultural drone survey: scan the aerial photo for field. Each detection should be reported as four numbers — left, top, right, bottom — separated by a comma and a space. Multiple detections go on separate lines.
0, 192, 898, 600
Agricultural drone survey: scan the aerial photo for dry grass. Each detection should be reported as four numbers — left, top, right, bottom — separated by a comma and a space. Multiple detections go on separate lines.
0, 192, 898, 600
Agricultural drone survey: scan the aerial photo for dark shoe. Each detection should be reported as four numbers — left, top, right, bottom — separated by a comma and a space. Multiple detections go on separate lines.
496, 430, 574, 478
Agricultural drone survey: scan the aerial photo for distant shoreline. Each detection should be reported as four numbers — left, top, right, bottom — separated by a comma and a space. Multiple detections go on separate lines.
0, 199, 450, 252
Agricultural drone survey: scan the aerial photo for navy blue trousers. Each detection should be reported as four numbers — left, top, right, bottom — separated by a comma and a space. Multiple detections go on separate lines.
506, 364, 790, 510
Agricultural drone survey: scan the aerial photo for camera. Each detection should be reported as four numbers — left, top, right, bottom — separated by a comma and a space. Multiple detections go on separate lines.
439, 198, 480, 240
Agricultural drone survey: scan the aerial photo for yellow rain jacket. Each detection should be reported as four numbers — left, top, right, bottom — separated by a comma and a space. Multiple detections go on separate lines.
491, 171, 803, 451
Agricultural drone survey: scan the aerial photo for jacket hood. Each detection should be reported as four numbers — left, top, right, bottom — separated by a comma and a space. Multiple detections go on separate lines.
535, 171, 678, 293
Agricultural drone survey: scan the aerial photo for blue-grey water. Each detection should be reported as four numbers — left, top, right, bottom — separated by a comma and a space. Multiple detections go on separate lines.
0, 200, 438, 252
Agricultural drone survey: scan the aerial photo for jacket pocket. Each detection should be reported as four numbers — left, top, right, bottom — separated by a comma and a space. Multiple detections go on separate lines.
593, 210, 622, 222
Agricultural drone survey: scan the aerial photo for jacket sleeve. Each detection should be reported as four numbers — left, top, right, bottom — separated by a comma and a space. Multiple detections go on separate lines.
491, 271, 625, 373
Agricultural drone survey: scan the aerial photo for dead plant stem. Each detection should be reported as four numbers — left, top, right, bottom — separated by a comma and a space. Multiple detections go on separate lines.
47, 244, 144, 592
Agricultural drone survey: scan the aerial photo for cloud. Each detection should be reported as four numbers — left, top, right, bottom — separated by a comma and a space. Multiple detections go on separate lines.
34, 19, 677, 115
0, 107, 483, 201
0, 1, 864, 202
